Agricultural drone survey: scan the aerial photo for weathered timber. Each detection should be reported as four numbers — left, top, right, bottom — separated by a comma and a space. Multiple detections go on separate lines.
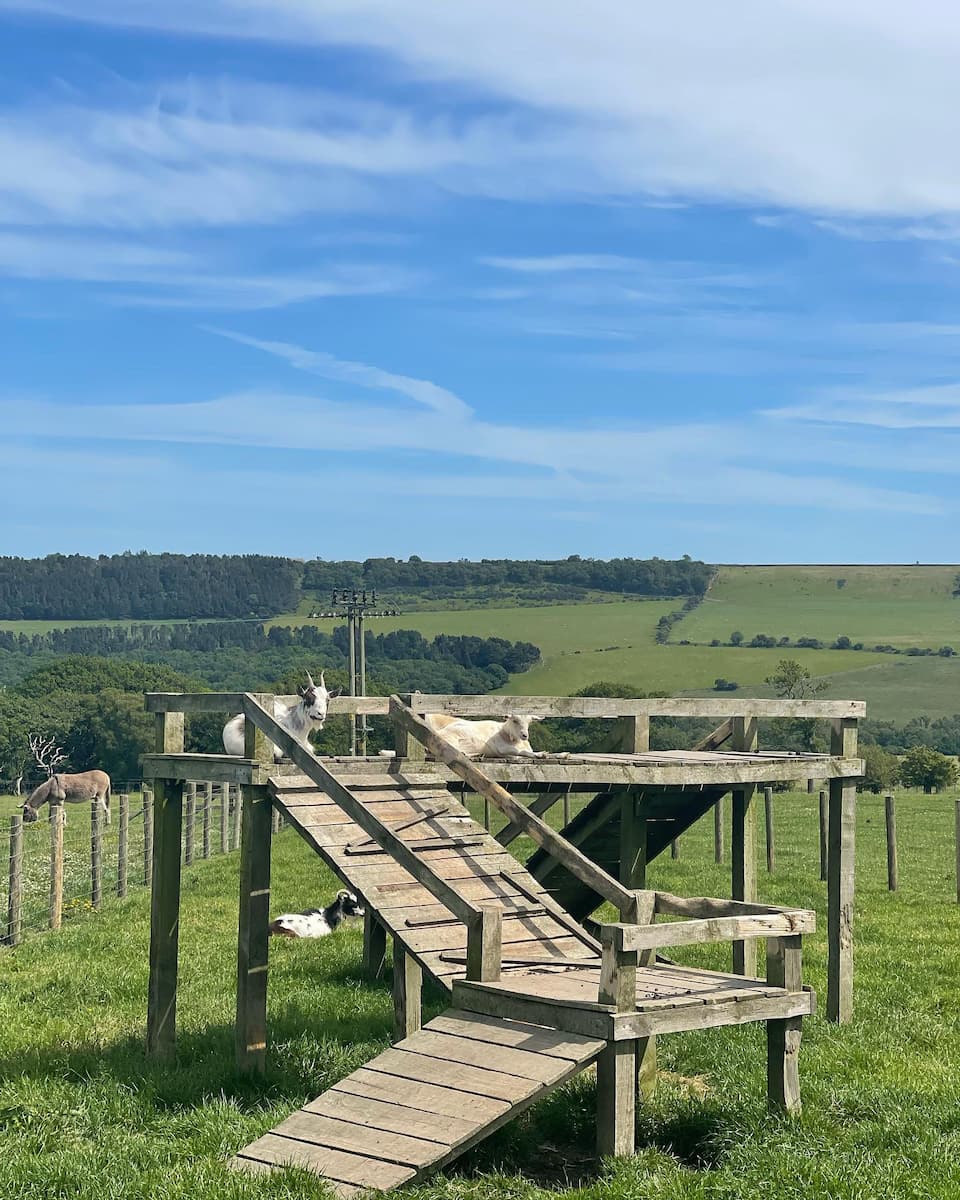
731, 715, 758, 977
603, 910, 814, 953
496, 791, 564, 848
714, 796, 724, 863
389, 697, 637, 915
766, 935, 803, 1113
363, 912, 387, 979
143, 787, 154, 888
146, 776, 184, 1059
142, 754, 268, 786
393, 941, 423, 1040
398, 695, 866, 720
885, 795, 898, 892
819, 790, 828, 882
49, 805, 64, 930
827, 719, 858, 1023
694, 718, 734, 752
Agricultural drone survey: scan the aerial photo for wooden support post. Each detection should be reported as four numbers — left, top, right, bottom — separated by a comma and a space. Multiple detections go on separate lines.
202, 783, 212, 859
231, 786, 242, 853
818, 790, 828, 883
885, 795, 898, 892
145, 711, 186, 1064
827, 718, 858, 1024
6, 815, 22, 947
146, 778, 184, 1059
363, 911, 387, 979
766, 935, 802, 1113
392, 695, 426, 761
597, 924, 639, 1156
466, 907, 502, 982
714, 795, 724, 863
184, 782, 196, 867
764, 786, 775, 873
619, 792, 647, 890
219, 783, 229, 855
670, 836, 680, 859
117, 793, 129, 899
392, 939, 423, 1042
50, 806, 64, 930
483, 797, 490, 832
731, 716, 758, 977
807, 777, 816, 794
90, 799, 103, 910
236, 695, 274, 1073
618, 714, 650, 755
562, 788, 571, 827
143, 786, 154, 889
270, 807, 280, 837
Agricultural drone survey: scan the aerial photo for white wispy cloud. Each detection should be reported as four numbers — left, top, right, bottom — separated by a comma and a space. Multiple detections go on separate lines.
765, 382, 960, 429
5, 2, 960, 218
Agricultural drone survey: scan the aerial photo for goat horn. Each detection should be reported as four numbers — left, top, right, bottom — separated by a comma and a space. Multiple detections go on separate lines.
319, 670, 325, 687
306, 671, 315, 687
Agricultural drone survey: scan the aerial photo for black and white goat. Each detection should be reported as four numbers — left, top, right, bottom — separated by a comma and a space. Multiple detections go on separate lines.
268, 889, 365, 939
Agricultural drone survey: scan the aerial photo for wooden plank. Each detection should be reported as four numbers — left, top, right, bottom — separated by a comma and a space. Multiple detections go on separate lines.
142, 754, 266, 786
369, 1048, 537, 1103
270, 1110, 440, 1168
429, 1009, 604, 1061
401, 695, 866, 719
452, 984, 612, 1039
339, 1067, 510, 1123
235, 1133, 415, 1189
827, 776, 856, 1023
496, 791, 564, 847
393, 1029, 574, 1084
147, 692, 390, 717
653, 892, 813, 924
305, 1090, 476, 1144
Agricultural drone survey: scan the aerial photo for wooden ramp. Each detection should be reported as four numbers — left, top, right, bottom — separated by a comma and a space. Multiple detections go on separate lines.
234, 1008, 604, 1194
270, 767, 599, 991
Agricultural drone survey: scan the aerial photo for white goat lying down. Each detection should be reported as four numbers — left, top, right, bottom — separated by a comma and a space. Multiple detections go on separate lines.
424, 713, 545, 758
268, 890, 365, 938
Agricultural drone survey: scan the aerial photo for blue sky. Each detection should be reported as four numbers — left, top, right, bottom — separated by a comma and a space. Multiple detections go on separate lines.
3, 2, 960, 563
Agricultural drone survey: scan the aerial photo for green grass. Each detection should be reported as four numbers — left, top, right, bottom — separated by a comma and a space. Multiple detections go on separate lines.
3, 784, 960, 1198
685, 565, 960, 649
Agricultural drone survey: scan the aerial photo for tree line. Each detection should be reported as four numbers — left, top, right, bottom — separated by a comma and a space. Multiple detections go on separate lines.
0, 553, 714, 621
0, 553, 301, 619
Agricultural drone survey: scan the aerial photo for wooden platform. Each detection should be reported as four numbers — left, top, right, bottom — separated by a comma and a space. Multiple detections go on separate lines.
233, 1008, 605, 1194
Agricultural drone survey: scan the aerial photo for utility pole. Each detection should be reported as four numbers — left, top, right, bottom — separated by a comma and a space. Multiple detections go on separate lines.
318, 590, 400, 755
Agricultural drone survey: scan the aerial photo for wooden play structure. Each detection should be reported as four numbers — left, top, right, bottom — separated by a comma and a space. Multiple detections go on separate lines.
143, 691, 863, 1194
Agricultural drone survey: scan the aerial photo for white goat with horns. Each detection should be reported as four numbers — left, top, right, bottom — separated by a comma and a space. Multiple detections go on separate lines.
222, 671, 338, 764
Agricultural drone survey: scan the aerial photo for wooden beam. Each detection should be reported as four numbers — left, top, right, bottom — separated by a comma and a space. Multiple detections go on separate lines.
363, 912, 387, 979
389, 697, 637, 916
142, 754, 268, 785
766, 935, 803, 1113
654, 892, 814, 921
731, 715, 758, 978
236, 696, 274, 1074
603, 909, 814, 953
596, 1040, 636, 1157
694, 718, 734, 752
496, 791, 563, 848
146, 692, 389, 716
827, 718, 858, 1024
401, 695, 866, 720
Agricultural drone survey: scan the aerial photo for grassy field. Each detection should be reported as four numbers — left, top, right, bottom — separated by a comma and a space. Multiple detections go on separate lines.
684, 565, 960, 649
3, 783, 960, 1199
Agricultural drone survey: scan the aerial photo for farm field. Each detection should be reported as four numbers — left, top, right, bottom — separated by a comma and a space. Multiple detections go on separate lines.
3, 786, 960, 1199
684, 565, 960, 649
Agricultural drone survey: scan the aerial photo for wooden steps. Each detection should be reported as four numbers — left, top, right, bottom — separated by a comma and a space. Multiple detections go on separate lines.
233, 1008, 605, 1193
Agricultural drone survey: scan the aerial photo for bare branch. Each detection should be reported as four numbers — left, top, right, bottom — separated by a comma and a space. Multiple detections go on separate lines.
28, 733, 68, 777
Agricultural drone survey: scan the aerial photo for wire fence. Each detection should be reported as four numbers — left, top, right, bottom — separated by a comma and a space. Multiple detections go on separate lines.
2, 781, 244, 945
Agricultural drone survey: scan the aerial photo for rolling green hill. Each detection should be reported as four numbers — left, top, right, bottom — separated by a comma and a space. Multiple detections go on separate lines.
683, 565, 960, 649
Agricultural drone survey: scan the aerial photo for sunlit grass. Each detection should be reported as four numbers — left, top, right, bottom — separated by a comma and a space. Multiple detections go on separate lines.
2, 786, 960, 1198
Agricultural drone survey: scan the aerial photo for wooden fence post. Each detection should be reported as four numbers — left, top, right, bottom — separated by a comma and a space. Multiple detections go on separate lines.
714, 796, 724, 863
203, 783, 212, 859
6, 815, 22, 947
884, 795, 898, 892
764, 786, 775, 873
482, 797, 491, 831
220, 782, 229, 855
818, 790, 828, 883
50, 805, 64, 930
670, 837, 680, 859
827, 718, 858, 1024
184, 783, 196, 866
271, 807, 281, 837
955, 800, 960, 906
144, 786, 154, 888
231, 785, 242, 853
117, 793, 129, 899
90, 799, 103, 910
